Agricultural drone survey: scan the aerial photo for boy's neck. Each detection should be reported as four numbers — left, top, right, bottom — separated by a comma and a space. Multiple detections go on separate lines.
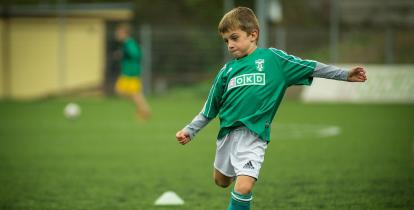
248, 45, 258, 55
237, 45, 258, 59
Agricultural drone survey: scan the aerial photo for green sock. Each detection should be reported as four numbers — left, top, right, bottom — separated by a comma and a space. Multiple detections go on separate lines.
227, 189, 252, 210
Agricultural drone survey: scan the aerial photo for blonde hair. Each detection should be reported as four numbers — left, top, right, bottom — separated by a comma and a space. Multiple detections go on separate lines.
218, 7, 260, 40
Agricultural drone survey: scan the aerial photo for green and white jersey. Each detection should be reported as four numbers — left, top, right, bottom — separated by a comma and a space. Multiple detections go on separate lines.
201, 48, 316, 141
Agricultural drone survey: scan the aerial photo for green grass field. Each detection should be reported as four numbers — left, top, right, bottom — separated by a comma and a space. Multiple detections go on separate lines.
0, 90, 413, 210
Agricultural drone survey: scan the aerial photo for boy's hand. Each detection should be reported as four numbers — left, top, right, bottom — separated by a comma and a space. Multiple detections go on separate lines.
176, 130, 191, 145
348, 67, 367, 82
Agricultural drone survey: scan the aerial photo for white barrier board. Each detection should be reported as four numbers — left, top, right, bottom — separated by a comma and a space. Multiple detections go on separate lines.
301, 65, 414, 103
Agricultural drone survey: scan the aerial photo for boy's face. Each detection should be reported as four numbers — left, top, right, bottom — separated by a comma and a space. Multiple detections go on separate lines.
221, 28, 258, 58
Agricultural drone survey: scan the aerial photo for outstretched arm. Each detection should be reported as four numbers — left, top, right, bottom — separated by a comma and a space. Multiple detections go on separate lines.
176, 113, 211, 145
312, 62, 367, 82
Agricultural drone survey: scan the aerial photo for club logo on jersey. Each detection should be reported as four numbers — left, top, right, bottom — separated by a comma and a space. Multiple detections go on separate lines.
227, 73, 265, 90
255, 59, 265, 71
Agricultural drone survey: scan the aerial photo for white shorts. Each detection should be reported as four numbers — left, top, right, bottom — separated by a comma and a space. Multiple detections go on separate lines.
214, 127, 268, 179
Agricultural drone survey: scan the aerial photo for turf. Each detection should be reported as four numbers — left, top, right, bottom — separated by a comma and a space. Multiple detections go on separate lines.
0, 91, 413, 210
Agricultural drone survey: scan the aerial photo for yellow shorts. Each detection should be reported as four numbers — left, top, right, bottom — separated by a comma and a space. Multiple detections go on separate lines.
115, 76, 142, 95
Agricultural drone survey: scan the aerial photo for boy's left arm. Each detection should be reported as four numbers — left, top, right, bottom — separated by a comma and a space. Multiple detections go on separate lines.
312, 62, 367, 82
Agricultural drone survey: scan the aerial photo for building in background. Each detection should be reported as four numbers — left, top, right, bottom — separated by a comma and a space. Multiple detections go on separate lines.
0, 3, 133, 99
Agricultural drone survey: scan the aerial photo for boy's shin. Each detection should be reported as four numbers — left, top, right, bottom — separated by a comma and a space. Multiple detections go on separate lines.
227, 189, 252, 210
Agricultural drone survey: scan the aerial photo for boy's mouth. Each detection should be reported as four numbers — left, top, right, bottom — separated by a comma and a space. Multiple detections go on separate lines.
230, 50, 245, 58
230, 50, 239, 55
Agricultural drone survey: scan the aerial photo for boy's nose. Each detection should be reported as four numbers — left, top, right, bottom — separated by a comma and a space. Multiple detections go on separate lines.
228, 43, 235, 50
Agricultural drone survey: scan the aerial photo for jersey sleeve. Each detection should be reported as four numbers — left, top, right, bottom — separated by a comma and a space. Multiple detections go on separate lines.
270, 48, 316, 86
312, 62, 348, 81
182, 113, 211, 140
201, 66, 227, 119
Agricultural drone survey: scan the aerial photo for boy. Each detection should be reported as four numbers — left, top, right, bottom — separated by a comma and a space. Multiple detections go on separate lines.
114, 23, 151, 120
176, 7, 366, 210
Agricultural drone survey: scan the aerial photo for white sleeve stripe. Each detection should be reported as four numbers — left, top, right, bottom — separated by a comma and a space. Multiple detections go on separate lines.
269, 48, 314, 70
201, 101, 207, 114
204, 68, 226, 117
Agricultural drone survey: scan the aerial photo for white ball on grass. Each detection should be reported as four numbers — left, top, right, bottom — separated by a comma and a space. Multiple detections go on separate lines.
64, 102, 81, 120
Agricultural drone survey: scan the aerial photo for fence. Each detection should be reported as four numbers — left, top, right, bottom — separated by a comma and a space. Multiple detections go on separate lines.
132, 24, 413, 94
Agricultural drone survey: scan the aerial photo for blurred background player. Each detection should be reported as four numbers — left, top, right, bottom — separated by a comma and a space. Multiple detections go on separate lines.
114, 23, 151, 120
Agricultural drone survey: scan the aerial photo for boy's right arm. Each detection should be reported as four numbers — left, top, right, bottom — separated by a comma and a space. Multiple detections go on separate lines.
175, 65, 227, 145
176, 113, 211, 145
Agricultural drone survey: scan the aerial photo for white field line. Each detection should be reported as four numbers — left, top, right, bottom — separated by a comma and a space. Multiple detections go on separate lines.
272, 123, 341, 140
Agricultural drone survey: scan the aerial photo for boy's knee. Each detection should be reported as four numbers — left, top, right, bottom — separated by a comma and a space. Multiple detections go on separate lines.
234, 176, 255, 194
213, 170, 233, 188
214, 178, 231, 188
234, 183, 253, 194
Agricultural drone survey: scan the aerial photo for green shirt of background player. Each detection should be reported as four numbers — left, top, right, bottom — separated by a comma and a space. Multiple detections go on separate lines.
114, 23, 150, 120
176, 7, 367, 210
121, 37, 141, 77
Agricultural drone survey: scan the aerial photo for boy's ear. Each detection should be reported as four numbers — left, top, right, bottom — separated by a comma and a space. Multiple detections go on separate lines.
250, 30, 259, 43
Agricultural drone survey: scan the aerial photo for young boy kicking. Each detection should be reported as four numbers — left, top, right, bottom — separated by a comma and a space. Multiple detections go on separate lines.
176, 7, 367, 210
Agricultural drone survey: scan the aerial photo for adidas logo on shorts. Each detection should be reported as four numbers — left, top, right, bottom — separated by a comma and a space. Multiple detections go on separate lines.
243, 161, 255, 170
